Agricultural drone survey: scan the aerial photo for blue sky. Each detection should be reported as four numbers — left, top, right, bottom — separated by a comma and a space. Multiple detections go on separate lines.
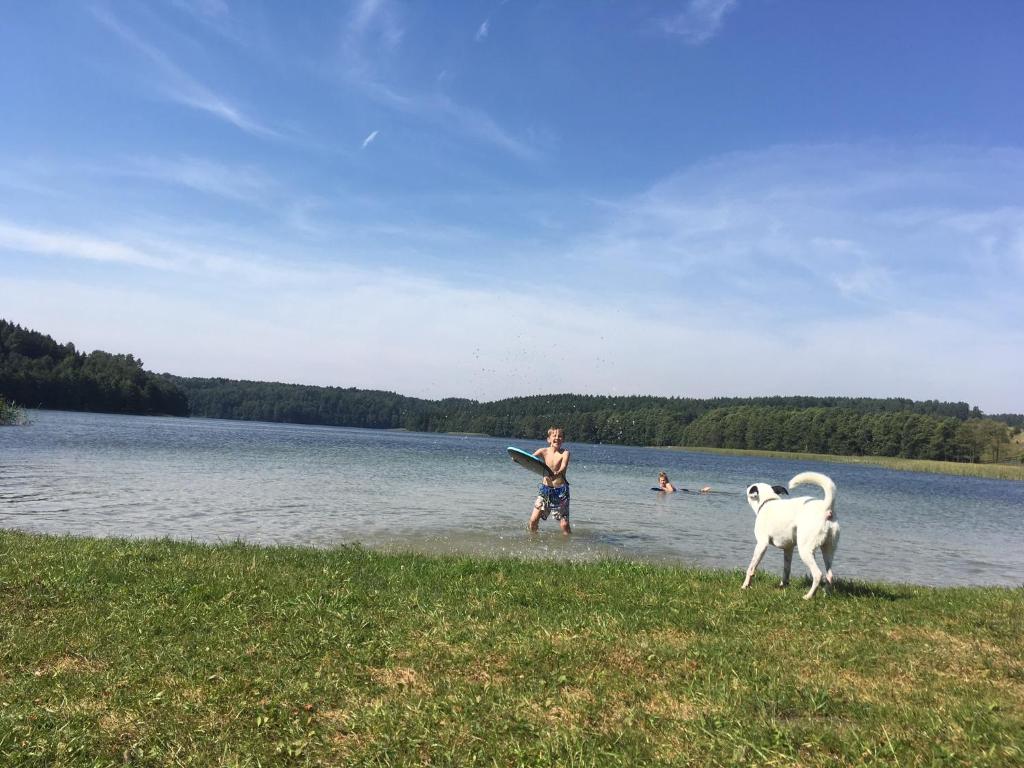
2, 1, 1023, 413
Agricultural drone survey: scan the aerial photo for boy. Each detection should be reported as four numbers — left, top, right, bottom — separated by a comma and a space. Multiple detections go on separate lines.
529, 427, 571, 534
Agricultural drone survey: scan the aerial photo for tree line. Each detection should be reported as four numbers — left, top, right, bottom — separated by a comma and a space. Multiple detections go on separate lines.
680, 405, 1012, 463
2, 318, 1018, 462
171, 377, 1015, 463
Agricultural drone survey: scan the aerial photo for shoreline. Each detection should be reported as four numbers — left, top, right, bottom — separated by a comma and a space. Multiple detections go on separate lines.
4, 527, 1019, 591
663, 444, 1024, 481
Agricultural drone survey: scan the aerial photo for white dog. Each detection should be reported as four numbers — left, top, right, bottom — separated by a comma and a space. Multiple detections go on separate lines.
741, 471, 840, 599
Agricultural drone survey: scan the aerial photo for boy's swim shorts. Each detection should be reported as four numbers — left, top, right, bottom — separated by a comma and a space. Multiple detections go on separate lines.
534, 483, 570, 521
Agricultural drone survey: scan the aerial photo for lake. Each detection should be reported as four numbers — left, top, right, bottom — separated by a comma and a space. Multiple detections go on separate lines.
2, 410, 1022, 587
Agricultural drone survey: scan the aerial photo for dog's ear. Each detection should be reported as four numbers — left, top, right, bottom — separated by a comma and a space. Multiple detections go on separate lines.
746, 485, 760, 501
772, 485, 789, 496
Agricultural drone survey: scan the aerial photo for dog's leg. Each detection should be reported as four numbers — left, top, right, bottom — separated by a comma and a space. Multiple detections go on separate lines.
742, 542, 769, 589
797, 545, 823, 599
780, 546, 793, 588
821, 540, 837, 590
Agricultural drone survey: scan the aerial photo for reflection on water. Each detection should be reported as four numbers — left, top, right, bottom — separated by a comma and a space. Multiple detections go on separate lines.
2, 410, 1023, 587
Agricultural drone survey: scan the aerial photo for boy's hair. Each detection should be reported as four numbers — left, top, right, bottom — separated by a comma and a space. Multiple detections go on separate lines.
547, 426, 564, 437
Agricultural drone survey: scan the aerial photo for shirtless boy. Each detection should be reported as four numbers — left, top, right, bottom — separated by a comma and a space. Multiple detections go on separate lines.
528, 427, 571, 534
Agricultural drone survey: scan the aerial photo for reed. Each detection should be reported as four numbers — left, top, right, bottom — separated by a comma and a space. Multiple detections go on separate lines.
1, 531, 1021, 767
0, 396, 27, 426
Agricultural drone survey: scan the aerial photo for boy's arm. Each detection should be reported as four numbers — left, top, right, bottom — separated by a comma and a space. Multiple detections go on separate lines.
550, 449, 570, 478
532, 447, 568, 478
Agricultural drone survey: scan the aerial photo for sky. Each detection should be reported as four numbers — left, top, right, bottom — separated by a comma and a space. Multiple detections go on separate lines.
2, 1, 1023, 414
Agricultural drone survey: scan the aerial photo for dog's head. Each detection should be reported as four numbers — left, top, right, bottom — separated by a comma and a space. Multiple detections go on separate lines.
745, 482, 789, 514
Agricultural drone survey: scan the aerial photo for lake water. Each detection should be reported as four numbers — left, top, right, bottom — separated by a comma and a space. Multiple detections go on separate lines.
2, 410, 1022, 588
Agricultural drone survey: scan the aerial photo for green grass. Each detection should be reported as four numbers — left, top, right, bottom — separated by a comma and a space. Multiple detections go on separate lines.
1, 531, 1021, 767
669, 446, 1024, 481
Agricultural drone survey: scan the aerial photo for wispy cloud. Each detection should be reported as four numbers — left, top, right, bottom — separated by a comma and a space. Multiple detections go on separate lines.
662, 0, 738, 45
0, 217, 317, 284
346, 79, 538, 160
475, 19, 490, 42
0, 220, 173, 270
361, 130, 380, 148
0, 160, 72, 199
337, 1, 536, 160
172, 88, 276, 138
91, 6, 279, 138
342, 0, 405, 76
434, 94, 537, 160
563, 144, 1024, 322
123, 156, 278, 204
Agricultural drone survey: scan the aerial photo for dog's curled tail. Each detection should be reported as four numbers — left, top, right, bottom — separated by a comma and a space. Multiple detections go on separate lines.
788, 471, 836, 511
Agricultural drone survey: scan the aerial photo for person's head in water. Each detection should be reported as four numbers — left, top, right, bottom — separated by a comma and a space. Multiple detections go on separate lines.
658, 472, 675, 492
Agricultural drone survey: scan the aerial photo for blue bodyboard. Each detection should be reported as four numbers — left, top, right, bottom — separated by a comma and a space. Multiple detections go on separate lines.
507, 446, 550, 477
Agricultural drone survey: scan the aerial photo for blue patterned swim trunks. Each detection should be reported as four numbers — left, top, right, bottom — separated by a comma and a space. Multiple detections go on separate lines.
534, 483, 570, 521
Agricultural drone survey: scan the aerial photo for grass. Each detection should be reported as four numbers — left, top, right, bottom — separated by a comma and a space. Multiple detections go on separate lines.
1, 532, 1021, 767
669, 446, 1024, 482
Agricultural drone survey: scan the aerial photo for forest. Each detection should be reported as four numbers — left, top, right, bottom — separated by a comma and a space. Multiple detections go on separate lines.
0, 320, 188, 417
1, 319, 1018, 463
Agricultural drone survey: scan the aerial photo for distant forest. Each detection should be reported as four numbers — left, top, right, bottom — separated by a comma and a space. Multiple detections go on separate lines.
2, 319, 1020, 463
0, 320, 188, 417
175, 378, 1014, 463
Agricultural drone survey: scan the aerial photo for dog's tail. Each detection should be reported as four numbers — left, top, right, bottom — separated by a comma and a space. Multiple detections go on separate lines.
788, 471, 836, 512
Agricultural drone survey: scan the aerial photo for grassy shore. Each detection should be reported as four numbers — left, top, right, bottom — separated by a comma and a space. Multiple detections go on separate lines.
668, 446, 1024, 482
1, 532, 1021, 767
